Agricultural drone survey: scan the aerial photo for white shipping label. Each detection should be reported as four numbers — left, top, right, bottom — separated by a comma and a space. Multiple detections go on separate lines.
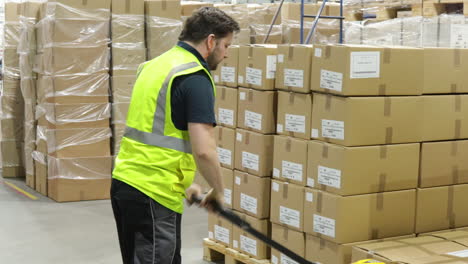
350, 51, 380, 79
313, 214, 336, 238
218, 108, 234, 126
246, 67, 262, 86
450, 24, 468, 48
320, 70, 343, 91
240, 235, 257, 256
214, 225, 230, 244
236, 132, 243, 142
318, 166, 342, 189
233, 240, 239, 248
311, 129, 319, 138
272, 255, 279, 264
273, 168, 280, 178
447, 249, 468, 258
238, 75, 244, 84
224, 188, 232, 205
209, 231, 214, 239
217, 147, 232, 166
277, 124, 284, 133
221, 66, 236, 83
321, 119, 345, 140
266, 55, 277, 79
281, 161, 303, 182
285, 114, 306, 134
239, 92, 246, 101
245, 110, 263, 130
214, 75, 220, 83
242, 151, 260, 171
281, 253, 299, 264
278, 54, 284, 63
280, 206, 301, 228
306, 192, 313, 202
307, 177, 315, 187
284, 69, 304, 88
235, 176, 241, 185
315, 48, 322, 58
272, 182, 280, 192
240, 193, 258, 215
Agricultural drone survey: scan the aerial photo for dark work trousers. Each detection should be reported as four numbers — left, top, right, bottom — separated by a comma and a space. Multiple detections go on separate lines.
111, 178, 182, 264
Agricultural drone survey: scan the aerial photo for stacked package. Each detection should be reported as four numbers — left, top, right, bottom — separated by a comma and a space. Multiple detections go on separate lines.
145, 0, 182, 59
2, 1, 25, 178
248, 3, 283, 44
214, 3, 250, 45
18, 0, 42, 188
181, 1, 213, 21
110, 0, 145, 155
33, 0, 112, 201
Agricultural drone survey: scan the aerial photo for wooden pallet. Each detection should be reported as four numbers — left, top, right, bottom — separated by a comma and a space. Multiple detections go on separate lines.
203, 238, 271, 264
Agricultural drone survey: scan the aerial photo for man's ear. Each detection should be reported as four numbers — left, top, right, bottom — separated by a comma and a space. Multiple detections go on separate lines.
207, 34, 216, 52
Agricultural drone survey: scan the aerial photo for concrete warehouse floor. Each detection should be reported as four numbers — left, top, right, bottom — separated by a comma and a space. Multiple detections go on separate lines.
0, 175, 217, 264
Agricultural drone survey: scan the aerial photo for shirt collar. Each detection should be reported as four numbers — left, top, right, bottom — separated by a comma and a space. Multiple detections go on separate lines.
177, 41, 209, 71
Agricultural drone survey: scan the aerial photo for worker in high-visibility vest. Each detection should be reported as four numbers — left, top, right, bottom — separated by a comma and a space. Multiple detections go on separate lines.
111, 7, 240, 264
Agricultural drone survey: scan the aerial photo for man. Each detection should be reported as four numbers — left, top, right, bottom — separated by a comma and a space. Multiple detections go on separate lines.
111, 7, 240, 264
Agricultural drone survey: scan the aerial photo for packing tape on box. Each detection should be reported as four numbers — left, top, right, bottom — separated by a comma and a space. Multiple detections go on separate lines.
248, 89, 254, 102
245, 132, 250, 145
316, 191, 323, 213
325, 46, 331, 59
448, 185, 456, 229
82, 0, 88, 5
283, 183, 289, 199
162, 0, 167, 11
378, 84, 386, 95
243, 173, 248, 184
376, 193, 384, 211
221, 87, 226, 100
126, 0, 131, 13
248, 46, 254, 58
285, 138, 292, 152
288, 92, 295, 105
455, 120, 461, 139
288, 45, 294, 61
385, 127, 393, 144
452, 165, 459, 184
371, 228, 379, 239
218, 127, 223, 141
325, 94, 332, 111
379, 145, 388, 159
384, 98, 392, 117
451, 141, 458, 156
451, 84, 458, 93
455, 95, 461, 112
321, 144, 329, 159
454, 49, 461, 67
379, 173, 387, 192
319, 238, 326, 249
383, 48, 391, 64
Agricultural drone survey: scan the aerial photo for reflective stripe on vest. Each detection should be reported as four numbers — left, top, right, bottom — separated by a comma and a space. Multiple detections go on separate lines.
123, 61, 200, 154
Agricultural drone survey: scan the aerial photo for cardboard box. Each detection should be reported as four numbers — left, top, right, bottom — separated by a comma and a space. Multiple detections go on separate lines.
112, 103, 130, 125
1, 119, 24, 142
46, 128, 111, 158
281, 3, 320, 22
2, 77, 21, 97
276, 91, 312, 140
145, 0, 181, 20
215, 86, 238, 129
416, 185, 468, 234
311, 44, 423, 96
272, 136, 308, 186
37, 73, 110, 104
424, 48, 468, 94
233, 171, 271, 219
3, 48, 20, 78
5, 2, 21, 22
271, 223, 305, 264
238, 45, 278, 91
237, 88, 276, 134
275, 45, 314, 93
307, 141, 420, 196
38, 103, 111, 129
35, 154, 48, 196
181, 1, 214, 16
112, 0, 144, 15
111, 75, 136, 103
232, 213, 270, 259
41, 0, 111, 20
1, 141, 24, 177
111, 46, 146, 73
47, 155, 113, 202
208, 212, 233, 247
270, 180, 305, 231
234, 129, 274, 177
234, 28, 251, 45
112, 123, 126, 155
1, 95, 25, 119
422, 95, 468, 142
215, 126, 235, 170
146, 22, 183, 59
212, 46, 239, 88
111, 19, 145, 45
221, 168, 234, 209
37, 45, 110, 75
250, 26, 283, 45
311, 93, 423, 146
304, 188, 416, 244
420, 140, 468, 188
20, 78, 37, 102
4, 23, 21, 48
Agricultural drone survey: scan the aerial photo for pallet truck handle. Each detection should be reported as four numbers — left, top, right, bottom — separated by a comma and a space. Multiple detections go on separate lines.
191, 195, 317, 264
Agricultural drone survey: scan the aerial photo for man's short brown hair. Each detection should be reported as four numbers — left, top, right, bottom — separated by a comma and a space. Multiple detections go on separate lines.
179, 7, 240, 44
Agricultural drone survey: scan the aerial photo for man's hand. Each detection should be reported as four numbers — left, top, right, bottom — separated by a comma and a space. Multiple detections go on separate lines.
201, 189, 224, 213
185, 184, 202, 205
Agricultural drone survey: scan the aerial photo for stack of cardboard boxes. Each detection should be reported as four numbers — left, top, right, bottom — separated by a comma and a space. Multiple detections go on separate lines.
33, 0, 112, 201
145, 0, 182, 59
111, 0, 146, 155
2, 1, 25, 178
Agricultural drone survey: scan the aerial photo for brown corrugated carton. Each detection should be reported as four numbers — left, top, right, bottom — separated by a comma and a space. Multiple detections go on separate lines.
270, 180, 305, 232
111, 75, 136, 103
232, 213, 270, 259
1, 141, 24, 177
311, 93, 423, 146
1, 119, 24, 142
272, 136, 308, 186
212, 46, 239, 88
181, 1, 214, 16
34, 136, 48, 195
215, 86, 238, 129
276, 91, 312, 140
420, 140, 468, 188
47, 156, 112, 202
416, 185, 468, 234
275, 45, 313, 93
111, 46, 146, 75
307, 141, 420, 196
37, 103, 111, 129
2, 77, 21, 97
237, 88, 276, 134
422, 95, 468, 142
5, 2, 21, 22
311, 45, 423, 96
234, 129, 274, 177
145, 0, 181, 19
281, 3, 319, 21
215, 126, 235, 170
111, 20, 145, 45
42, 0, 111, 20
233, 171, 271, 219
112, 124, 126, 155
3, 48, 20, 77
238, 45, 278, 91
208, 212, 233, 247
112, 0, 144, 15
221, 167, 234, 209
46, 128, 111, 158
424, 48, 468, 94
271, 223, 305, 264
112, 103, 130, 125
304, 188, 416, 244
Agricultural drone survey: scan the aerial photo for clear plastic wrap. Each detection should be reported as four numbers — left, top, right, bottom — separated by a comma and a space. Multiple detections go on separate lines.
23, 121, 36, 149
112, 124, 126, 155
146, 16, 183, 59
282, 19, 340, 44
1, 140, 24, 168
24, 145, 35, 175
37, 103, 111, 127
0, 95, 24, 120
2, 77, 22, 97
3, 22, 21, 48
3, 47, 21, 79
344, 21, 364, 44
23, 99, 36, 123
362, 18, 402, 45
46, 127, 111, 157
214, 3, 250, 29
111, 14, 146, 47
422, 14, 468, 48
1, 117, 24, 141
19, 53, 36, 79
250, 24, 283, 44
111, 75, 136, 103
47, 155, 112, 180
18, 18, 37, 54
32, 149, 47, 165
111, 44, 147, 73
111, 102, 130, 125
42, 1, 111, 20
